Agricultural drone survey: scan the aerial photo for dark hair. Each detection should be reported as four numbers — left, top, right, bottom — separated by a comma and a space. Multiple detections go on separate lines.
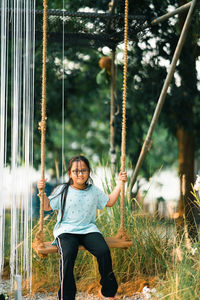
60, 155, 93, 222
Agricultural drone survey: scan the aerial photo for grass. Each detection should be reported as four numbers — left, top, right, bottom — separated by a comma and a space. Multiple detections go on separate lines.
30, 192, 171, 297
4, 173, 200, 299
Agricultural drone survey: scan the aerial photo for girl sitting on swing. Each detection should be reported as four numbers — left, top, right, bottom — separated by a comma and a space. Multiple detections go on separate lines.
37, 155, 127, 300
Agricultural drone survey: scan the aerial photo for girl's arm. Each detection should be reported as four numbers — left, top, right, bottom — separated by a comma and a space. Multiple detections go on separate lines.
106, 171, 128, 207
37, 179, 52, 211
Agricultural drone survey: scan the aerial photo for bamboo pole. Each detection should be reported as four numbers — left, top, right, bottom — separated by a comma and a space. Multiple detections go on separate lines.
151, 2, 192, 26
129, 0, 198, 198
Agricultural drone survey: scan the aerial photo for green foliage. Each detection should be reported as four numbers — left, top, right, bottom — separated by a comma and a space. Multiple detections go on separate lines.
2, 0, 199, 178
96, 69, 109, 85
30, 0, 199, 187
34, 41, 111, 168
33, 0, 189, 178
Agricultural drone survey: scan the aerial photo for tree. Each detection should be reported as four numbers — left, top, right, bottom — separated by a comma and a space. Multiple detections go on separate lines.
33, 0, 159, 173
126, 0, 200, 240
166, 0, 200, 240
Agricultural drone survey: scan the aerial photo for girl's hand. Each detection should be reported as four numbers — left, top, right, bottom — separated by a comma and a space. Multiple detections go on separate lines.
37, 178, 47, 191
118, 171, 128, 183
107, 171, 128, 207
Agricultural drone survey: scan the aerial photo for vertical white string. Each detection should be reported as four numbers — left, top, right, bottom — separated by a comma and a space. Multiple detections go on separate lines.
8, 0, 35, 289
0, 0, 35, 288
61, 0, 65, 182
10, 0, 23, 285
29, 0, 36, 292
0, 0, 9, 279
22, 0, 35, 290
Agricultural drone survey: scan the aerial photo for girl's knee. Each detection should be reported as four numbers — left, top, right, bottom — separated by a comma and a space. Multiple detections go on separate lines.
61, 245, 78, 261
63, 248, 76, 258
97, 244, 110, 258
58, 241, 78, 260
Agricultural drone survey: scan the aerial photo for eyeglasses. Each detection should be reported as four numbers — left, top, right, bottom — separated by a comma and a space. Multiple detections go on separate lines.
72, 169, 89, 175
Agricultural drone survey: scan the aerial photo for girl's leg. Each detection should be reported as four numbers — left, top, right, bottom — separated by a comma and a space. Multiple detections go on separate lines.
80, 233, 118, 298
56, 233, 79, 300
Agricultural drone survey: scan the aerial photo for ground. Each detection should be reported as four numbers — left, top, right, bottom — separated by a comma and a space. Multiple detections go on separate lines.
2, 262, 157, 299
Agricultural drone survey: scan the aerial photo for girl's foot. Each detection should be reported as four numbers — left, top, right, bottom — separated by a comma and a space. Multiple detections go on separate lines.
98, 288, 118, 299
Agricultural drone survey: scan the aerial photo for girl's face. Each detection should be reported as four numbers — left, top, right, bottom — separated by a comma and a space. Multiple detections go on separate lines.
69, 160, 89, 188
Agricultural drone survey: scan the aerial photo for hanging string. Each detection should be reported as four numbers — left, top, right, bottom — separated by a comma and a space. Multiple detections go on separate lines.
10, 0, 23, 284
0, 0, 9, 278
35, 0, 48, 247
115, 0, 130, 240
61, 0, 65, 182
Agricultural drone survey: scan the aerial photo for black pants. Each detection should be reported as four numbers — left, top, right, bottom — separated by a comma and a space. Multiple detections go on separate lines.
56, 232, 118, 300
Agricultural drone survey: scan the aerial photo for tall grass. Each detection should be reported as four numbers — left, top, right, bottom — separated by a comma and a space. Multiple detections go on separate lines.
157, 244, 200, 299
30, 173, 200, 298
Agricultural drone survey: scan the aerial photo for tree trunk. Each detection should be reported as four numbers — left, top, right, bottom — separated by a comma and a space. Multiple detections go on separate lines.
177, 127, 198, 241
176, 0, 199, 242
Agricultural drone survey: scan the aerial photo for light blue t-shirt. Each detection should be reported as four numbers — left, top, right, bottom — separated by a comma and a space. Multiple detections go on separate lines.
49, 184, 109, 239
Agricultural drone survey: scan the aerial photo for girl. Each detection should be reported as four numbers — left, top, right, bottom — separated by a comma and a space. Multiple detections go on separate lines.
37, 155, 128, 300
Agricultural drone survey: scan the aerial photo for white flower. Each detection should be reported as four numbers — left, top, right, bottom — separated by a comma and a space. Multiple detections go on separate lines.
194, 175, 200, 191
191, 247, 197, 255
142, 286, 151, 294
142, 286, 151, 299
142, 286, 161, 299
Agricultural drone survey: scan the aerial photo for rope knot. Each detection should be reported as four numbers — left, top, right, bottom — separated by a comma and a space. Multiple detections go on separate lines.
38, 121, 46, 131
37, 191, 46, 198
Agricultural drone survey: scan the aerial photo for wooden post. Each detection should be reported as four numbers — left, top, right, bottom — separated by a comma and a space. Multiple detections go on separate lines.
151, 1, 192, 26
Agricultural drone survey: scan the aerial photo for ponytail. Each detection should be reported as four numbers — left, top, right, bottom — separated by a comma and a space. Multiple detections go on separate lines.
60, 178, 72, 223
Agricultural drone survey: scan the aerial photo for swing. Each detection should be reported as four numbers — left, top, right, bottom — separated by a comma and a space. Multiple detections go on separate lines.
33, 0, 133, 257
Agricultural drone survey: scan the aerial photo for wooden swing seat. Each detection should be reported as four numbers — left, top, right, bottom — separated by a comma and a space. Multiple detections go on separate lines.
33, 237, 133, 256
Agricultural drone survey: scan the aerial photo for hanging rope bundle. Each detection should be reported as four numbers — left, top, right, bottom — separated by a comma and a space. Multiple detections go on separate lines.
115, 0, 130, 241
34, 0, 48, 249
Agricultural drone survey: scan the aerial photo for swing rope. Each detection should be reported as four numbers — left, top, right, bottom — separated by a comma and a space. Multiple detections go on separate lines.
115, 0, 130, 241
34, 0, 132, 253
35, 0, 48, 247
